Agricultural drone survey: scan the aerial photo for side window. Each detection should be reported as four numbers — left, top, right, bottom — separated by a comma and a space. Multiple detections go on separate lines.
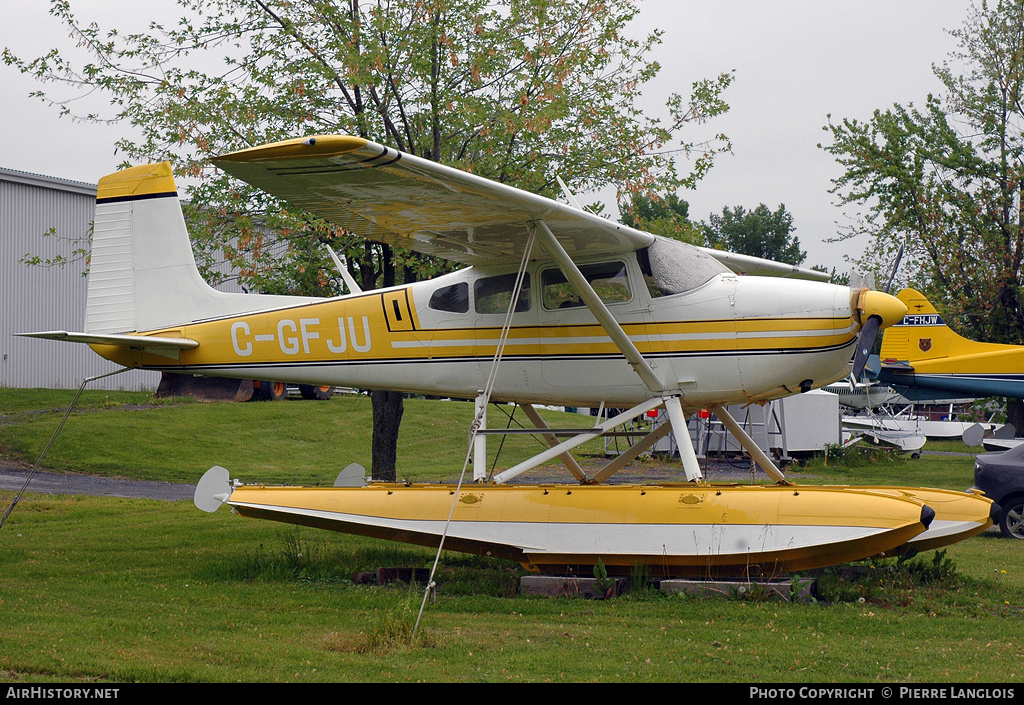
428, 282, 469, 313
474, 273, 531, 314
542, 261, 631, 309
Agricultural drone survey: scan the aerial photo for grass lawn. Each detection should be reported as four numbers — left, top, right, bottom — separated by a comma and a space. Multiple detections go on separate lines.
1, 389, 1022, 683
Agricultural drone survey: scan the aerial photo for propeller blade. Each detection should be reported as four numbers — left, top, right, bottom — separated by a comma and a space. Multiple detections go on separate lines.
851, 314, 881, 380
884, 237, 906, 294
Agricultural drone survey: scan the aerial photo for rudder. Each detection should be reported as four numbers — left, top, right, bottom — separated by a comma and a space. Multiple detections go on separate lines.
879, 288, 974, 363
85, 162, 319, 335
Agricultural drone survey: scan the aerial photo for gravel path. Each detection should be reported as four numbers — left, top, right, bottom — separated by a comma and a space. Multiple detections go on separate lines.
0, 460, 195, 502
0, 453, 801, 505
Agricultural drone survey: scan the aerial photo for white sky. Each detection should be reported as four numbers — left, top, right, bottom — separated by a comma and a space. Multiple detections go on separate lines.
2, 0, 974, 275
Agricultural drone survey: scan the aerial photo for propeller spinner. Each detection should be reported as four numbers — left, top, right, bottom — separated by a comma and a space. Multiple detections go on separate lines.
851, 289, 907, 380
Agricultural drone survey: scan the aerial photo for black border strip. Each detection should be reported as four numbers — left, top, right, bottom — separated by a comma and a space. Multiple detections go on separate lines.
267, 145, 401, 175
96, 190, 179, 205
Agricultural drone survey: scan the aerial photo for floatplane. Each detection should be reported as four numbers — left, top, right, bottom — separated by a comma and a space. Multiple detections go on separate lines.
876, 288, 1023, 450
22, 136, 997, 577
878, 288, 1024, 403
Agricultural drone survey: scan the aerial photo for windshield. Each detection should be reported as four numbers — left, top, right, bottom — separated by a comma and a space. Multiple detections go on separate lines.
637, 236, 731, 297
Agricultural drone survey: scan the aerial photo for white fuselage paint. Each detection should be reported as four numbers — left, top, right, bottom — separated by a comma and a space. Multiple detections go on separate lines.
177, 261, 858, 409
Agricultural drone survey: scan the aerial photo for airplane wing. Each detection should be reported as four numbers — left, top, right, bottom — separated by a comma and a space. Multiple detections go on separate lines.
213, 134, 828, 280
699, 248, 829, 279
213, 135, 648, 266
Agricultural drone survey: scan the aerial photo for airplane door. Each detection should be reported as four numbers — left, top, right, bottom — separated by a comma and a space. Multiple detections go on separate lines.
642, 275, 742, 404
381, 289, 416, 332
538, 259, 648, 399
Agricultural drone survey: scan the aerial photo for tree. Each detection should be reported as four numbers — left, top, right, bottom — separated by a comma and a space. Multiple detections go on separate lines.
822, 0, 1024, 429
619, 192, 702, 244
701, 203, 806, 265
823, 0, 1024, 342
6, 0, 734, 479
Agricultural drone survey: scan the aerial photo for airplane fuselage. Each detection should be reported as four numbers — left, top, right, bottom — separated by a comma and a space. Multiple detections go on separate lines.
92, 252, 861, 409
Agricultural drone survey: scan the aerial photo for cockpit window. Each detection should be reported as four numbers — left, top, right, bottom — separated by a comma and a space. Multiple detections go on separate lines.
474, 273, 531, 314
428, 282, 469, 313
542, 261, 632, 309
637, 236, 731, 297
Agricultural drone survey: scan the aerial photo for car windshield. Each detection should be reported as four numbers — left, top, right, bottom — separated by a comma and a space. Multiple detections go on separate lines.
999, 443, 1024, 460
636, 236, 731, 297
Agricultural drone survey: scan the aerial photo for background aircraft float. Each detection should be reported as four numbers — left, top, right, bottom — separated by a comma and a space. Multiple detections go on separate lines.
823, 379, 899, 411
23, 136, 996, 577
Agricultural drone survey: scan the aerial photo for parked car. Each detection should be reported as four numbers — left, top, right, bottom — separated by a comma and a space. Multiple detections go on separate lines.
973, 444, 1024, 538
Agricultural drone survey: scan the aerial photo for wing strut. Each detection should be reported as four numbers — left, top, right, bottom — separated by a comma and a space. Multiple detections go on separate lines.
533, 220, 667, 394
325, 244, 363, 295
709, 404, 787, 483
532, 219, 705, 482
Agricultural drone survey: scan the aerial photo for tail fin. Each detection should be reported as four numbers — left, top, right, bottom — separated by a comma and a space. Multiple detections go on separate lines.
879, 288, 991, 364
86, 162, 318, 335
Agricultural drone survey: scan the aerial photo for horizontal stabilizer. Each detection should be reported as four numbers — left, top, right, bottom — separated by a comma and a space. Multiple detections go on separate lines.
18, 330, 198, 359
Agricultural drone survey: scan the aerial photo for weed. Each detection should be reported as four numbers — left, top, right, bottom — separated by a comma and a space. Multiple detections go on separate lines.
592, 558, 616, 598
360, 593, 420, 654
814, 551, 962, 605
813, 442, 902, 471
628, 562, 656, 597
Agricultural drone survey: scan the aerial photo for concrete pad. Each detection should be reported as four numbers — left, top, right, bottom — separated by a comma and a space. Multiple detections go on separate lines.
659, 577, 816, 602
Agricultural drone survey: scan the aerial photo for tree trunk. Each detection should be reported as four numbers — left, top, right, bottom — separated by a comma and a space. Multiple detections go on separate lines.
1006, 398, 1024, 439
371, 389, 404, 482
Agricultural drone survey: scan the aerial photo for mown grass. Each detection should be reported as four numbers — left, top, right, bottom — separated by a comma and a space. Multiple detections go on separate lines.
1, 389, 1022, 683
0, 390, 604, 484
1, 494, 1022, 683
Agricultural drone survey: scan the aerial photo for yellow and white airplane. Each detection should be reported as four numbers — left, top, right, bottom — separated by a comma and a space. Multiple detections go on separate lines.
23, 136, 997, 576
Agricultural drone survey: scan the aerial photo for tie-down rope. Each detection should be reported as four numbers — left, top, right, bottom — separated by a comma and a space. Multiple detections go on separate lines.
412, 226, 537, 641
0, 368, 129, 531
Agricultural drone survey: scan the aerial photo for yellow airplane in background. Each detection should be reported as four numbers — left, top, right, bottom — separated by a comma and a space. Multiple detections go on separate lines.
878, 288, 1024, 402
22, 135, 997, 577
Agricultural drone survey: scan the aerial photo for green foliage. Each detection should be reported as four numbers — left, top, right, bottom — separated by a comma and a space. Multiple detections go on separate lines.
619, 192, 702, 244
814, 551, 961, 605
18, 226, 92, 277
592, 558, 615, 597
359, 594, 421, 654
628, 562, 655, 597
811, 441, 903, 471
810, 264, 850, 286
5, 0, 734, 296
701, 203, 806, 265
822, 0, 1024, 344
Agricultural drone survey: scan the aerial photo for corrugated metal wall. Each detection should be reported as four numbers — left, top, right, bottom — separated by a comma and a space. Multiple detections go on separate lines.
0, 169, 160, 391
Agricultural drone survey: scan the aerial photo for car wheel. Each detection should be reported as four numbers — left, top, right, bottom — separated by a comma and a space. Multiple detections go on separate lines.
999, 496, 1024, 539
299, 384, 334, 400
256, 381, 287, 401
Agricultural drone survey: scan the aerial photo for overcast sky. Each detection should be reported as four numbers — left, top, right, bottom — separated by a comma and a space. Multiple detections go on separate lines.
2, 1, 975, 275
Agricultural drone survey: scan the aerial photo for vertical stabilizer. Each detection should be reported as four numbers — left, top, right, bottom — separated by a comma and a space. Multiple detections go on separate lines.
86, 162, 320, 335
880, 288, 996, 364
